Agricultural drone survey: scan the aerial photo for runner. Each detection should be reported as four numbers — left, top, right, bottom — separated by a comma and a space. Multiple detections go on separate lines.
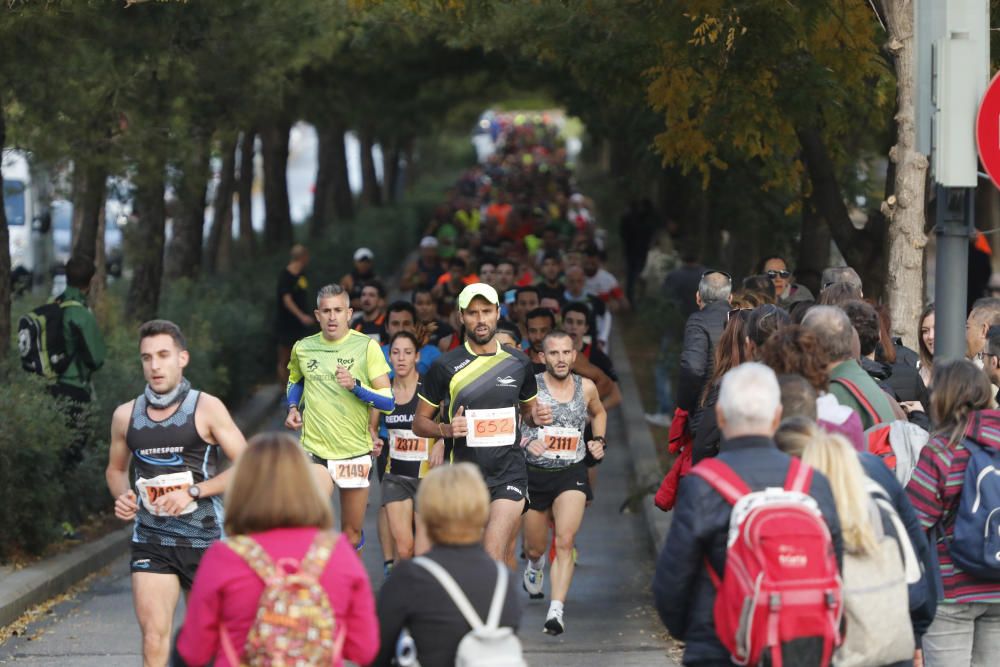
286, 283, 393, 550
105, 320, 248, 667
521, 330, 607, 635
413, 282, 551, 562
351, 281, 387, 343
525, 307, 557, 374
379, 331, 443, 564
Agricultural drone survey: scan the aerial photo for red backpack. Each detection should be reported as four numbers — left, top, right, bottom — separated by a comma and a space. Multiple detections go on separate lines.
690, 458, 843, 667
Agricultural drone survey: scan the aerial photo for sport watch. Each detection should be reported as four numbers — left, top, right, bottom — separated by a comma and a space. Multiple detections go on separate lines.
187, 484, 202, 499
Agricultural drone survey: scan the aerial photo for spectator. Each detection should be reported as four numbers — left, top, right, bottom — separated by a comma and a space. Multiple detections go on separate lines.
745, 303, 790, 358
50, 256, 107, 466
918, 304, 935, 388
740, 274, 776, 304
676, 270, 732, 413
984, 326, 1000, 403
820, 266, 864, 295
690, 309, 751, 463
652, 363, 843, 666
760, 255, 814, 306
818, 280, 862, 307
275, 244, 314, 386
802, 305, 897, 429
175, 433, 378, 667
340, 247, 379, 308
374, 464, 522, 667
965, 297, 1000, 363
906, 359, 1000, 666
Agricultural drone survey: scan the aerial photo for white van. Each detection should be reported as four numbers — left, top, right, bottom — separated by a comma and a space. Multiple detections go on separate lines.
3, 149, 51, 292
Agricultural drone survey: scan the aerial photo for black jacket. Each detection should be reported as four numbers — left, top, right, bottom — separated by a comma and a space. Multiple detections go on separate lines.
677, 301, 730, 412
652, 436, 843, 666
691, 383, 721, 464
860, 357, 931, 430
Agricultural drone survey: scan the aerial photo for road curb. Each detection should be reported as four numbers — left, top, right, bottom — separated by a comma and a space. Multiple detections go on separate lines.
0, 383, 283, 631
609, 333, 672, 555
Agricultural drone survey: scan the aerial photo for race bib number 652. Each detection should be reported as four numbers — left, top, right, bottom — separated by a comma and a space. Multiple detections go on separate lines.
466, 407, 517, 447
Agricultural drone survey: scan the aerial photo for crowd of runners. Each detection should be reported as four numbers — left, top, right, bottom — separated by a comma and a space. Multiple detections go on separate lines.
107, 117, 632, 666
99, 112, 1000, 667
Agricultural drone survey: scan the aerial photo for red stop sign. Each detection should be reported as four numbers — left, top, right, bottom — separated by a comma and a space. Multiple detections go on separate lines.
977, 72, 1000, 189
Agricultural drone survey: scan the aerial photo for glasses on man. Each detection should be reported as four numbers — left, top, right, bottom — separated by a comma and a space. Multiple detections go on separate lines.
767, 270, 791, 279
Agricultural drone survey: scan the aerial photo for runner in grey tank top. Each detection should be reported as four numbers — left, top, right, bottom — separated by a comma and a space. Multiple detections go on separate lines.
524, 374, 588, 469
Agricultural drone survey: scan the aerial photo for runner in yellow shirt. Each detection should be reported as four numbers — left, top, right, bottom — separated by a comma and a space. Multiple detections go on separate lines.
285, 283, 393, 550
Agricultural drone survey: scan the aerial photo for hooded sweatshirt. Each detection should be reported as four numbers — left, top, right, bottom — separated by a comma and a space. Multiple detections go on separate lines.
906, 409, 1000, 603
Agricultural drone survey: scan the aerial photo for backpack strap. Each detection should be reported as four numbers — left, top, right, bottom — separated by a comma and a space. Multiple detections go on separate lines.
412, 556, 486, 631
783, 457, 813, 493
300, 530, 338, 579
689, 458, 751, 506
225, 535, 278, 581
830, 377, 879, 425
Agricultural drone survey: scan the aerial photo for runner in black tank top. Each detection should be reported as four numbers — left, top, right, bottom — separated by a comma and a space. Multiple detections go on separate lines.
106, 321, 248, 667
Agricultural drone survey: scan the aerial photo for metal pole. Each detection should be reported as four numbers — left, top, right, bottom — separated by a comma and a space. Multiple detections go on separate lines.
934, 186, 974, 362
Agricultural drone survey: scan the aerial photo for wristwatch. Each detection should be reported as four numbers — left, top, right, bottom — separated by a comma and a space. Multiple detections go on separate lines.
187, 484, 202, 499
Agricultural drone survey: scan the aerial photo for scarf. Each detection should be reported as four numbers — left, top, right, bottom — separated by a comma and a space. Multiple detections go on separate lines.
145, 377, 191, 409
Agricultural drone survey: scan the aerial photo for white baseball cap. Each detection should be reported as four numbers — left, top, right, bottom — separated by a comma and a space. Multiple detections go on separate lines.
353, 247, 374, 262
419, 236, 439, 249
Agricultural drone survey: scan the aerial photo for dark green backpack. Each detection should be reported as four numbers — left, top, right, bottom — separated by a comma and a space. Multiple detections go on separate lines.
17, 298, 81, 378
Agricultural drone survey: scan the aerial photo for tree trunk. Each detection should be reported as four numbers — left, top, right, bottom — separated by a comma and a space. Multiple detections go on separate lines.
384, 137, 402, 204
311, 122, 336, 239
237, 130, 257, 256
797, 196, 831, 296
71, 161, 107, 270
360, 130, 382, 207
796, 124, 887, 298
879, 0, 929, 349
331, 122, 355, 220
167, 132, 211, 280
126, 158, 167, 323
206, 135, 237, 275
0, 101, 10, 363
261, 120, 293, 246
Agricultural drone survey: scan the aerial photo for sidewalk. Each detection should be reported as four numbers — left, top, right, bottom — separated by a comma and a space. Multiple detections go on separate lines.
0, 384, 284, 632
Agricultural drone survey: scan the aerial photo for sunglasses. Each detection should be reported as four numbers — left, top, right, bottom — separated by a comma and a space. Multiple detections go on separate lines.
767, 270, 791, 279
702, 269, 732, 281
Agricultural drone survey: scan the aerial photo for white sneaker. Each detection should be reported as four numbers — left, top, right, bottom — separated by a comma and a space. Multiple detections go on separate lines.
644, 412, 673, 427
544, 606, 565, 635
522, 564, 544, 599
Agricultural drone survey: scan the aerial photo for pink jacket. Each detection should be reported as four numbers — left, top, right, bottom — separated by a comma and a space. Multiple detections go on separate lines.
176, 527, 379, 667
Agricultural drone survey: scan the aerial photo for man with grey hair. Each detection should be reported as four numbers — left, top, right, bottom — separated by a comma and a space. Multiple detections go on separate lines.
802, 305, 896, 429
653, 362, 842, 666
820, 266, 863, 295
966, 297, 1000, 362
676, 270, 732, 412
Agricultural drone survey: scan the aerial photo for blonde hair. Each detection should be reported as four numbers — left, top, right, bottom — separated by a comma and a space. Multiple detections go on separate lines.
800, 425, 878, 556
416, 463, 490, 545
224, 432, 333, 536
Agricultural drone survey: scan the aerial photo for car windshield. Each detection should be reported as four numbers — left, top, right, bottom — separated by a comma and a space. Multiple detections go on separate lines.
4, 179, 26, 226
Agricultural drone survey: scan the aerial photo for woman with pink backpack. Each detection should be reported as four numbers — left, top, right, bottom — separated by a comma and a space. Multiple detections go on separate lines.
173, 432, 379, 666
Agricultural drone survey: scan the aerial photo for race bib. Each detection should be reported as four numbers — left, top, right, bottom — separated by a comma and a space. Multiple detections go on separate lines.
541, 426, 583, 461
466, 407, 517, 447
389, 429, 430, 461
136, 471, 197, 516
329, 454, 372, 489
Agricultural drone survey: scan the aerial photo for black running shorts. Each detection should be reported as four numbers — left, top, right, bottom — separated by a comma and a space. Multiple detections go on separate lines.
129, 542, 207, 591
527, 463, 592, 512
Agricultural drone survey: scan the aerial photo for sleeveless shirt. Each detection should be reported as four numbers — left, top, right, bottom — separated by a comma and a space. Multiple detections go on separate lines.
383, 380, 431, 480
126, 390, 223, 548
525, 373, 588, 469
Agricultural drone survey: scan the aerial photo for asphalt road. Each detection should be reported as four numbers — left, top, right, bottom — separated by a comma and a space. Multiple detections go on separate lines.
0, 401, 677, 666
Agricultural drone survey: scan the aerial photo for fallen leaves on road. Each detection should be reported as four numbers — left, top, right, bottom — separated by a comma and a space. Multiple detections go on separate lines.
0, 567, 109, 646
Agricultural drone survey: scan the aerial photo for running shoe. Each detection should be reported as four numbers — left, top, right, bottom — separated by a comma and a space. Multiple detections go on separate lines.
544, 606, 565, 635
522, 564, 544, 599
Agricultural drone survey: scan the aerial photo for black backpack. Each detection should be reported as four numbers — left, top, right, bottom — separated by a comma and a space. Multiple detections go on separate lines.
17, 298, 81, 378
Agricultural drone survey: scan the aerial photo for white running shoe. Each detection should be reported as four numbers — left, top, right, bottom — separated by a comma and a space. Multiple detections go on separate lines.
544, 606, 565, 635
522, 564, 544, 599
645, 412, 673, 427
